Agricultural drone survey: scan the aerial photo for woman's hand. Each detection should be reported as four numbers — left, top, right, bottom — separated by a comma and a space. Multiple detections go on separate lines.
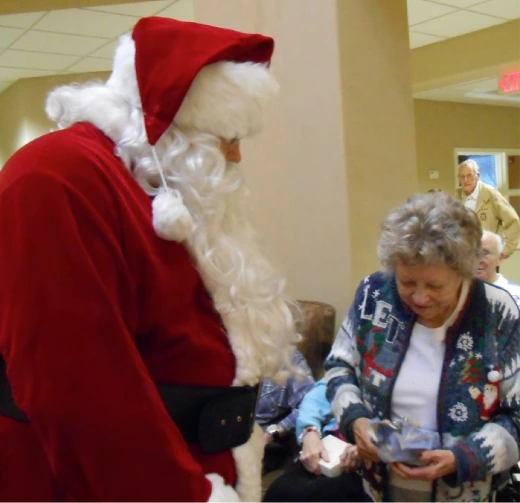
339, 443, 360, 472
352, 417, 380, 467
299, 431, 329, 475
389, 449, 457, 481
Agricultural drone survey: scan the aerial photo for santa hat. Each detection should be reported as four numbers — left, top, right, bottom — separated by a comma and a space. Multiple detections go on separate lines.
132, 16, 278, 145
108, 17, 279, 241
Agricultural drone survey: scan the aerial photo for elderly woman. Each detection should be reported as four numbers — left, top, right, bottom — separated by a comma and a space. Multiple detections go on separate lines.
325, 192, 520, 502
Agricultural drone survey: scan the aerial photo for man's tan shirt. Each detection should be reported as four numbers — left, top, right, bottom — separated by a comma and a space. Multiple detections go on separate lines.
456, 181, 520, 258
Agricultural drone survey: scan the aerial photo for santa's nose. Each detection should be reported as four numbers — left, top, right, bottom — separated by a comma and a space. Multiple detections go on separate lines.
220, 139, 241, 163
226, 143, 241, 163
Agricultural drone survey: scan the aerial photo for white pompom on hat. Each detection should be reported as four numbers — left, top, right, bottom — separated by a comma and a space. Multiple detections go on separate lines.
487, 365, 502, 383
108, 17, 280, 240
152, 188, 194, 242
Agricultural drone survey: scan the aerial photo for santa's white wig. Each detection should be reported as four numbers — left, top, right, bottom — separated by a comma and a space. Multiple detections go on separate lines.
45, 32, 299, 385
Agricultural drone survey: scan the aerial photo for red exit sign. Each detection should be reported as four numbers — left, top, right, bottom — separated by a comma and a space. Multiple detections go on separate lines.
498, 71, 520, 94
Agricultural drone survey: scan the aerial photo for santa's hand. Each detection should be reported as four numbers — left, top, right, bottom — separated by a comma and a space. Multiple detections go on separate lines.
389, 449, 456, 481
206, 473, 240, 502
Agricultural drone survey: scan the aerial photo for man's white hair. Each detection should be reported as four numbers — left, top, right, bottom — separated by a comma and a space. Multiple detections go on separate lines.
459, 159, 480, 175
482, 230, 504, 255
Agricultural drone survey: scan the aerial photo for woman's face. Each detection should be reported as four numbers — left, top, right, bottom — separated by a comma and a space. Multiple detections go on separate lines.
395, 261, 463, 328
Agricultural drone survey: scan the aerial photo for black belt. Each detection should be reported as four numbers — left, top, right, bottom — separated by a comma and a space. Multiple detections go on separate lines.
0, 357, 258, 454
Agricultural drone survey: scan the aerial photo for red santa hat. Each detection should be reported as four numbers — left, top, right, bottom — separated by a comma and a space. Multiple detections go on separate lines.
108, 17, 279, 241
131, 16, 278, 145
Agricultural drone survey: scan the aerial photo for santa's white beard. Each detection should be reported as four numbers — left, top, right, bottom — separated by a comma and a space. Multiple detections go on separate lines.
133, 129, 299, 385
43, 81, 297, 384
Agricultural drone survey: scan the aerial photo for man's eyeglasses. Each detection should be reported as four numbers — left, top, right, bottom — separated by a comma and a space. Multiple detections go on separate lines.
458, 174, 475, 181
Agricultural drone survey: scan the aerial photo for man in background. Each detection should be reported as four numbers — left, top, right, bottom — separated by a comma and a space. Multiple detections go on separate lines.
476, 230, 520, 307
456, 159, 520, 259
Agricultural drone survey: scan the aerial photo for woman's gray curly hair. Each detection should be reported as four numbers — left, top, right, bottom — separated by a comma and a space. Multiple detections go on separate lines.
378, 191, 482, 279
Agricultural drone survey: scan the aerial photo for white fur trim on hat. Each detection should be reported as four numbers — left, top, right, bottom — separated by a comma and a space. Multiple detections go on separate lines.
107, 34, 278, 143
174, 61, 279, 140
206, 473, 240, 502
152, 188, 194, 242
106, 34, 140, 109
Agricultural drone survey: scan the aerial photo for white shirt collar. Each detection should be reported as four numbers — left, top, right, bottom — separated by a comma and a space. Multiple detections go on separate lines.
494, 274, 507, 287
464, 181, 480, 201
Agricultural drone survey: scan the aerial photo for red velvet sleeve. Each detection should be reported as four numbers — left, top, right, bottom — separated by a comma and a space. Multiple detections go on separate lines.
0, 167, 212, 501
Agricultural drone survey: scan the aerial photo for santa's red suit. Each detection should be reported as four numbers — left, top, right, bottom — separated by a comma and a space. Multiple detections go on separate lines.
0, 17, 295, 502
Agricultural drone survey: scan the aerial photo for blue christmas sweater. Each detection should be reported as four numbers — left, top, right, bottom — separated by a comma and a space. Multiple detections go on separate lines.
325, 271, 520, 502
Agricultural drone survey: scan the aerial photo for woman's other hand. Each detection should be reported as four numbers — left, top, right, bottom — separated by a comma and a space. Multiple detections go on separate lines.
299, 431, 329, 475
389, 449, 457, 481
352, 417, 380, 466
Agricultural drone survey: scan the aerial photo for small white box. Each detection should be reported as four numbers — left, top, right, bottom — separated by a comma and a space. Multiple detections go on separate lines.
318, 435, 349, 478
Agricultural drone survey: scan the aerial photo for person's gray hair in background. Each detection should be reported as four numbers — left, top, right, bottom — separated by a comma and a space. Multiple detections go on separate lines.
377, 192, 482, 280
482, 229, 505, 255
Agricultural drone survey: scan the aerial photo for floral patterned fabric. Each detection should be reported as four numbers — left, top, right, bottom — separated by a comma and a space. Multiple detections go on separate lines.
325, 271, 520, 502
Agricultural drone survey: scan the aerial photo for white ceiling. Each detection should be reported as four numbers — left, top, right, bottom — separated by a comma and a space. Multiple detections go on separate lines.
0, 0, 192, 94
0, 0, 518, 106
408, 0, 520, 107
408, 0, 520, 49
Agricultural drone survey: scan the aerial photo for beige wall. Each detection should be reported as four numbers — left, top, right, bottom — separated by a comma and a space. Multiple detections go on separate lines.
0, 84, 25, 166
415, 98, 520, 284
194, 0, 353, 319
337, 0, 419, 283
414, 99, 520, 193
0, 72, 108, 165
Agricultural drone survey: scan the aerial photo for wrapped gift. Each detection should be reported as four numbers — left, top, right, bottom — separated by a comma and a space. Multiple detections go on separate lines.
368, 418, 440, 463
319, 435, 348, 477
